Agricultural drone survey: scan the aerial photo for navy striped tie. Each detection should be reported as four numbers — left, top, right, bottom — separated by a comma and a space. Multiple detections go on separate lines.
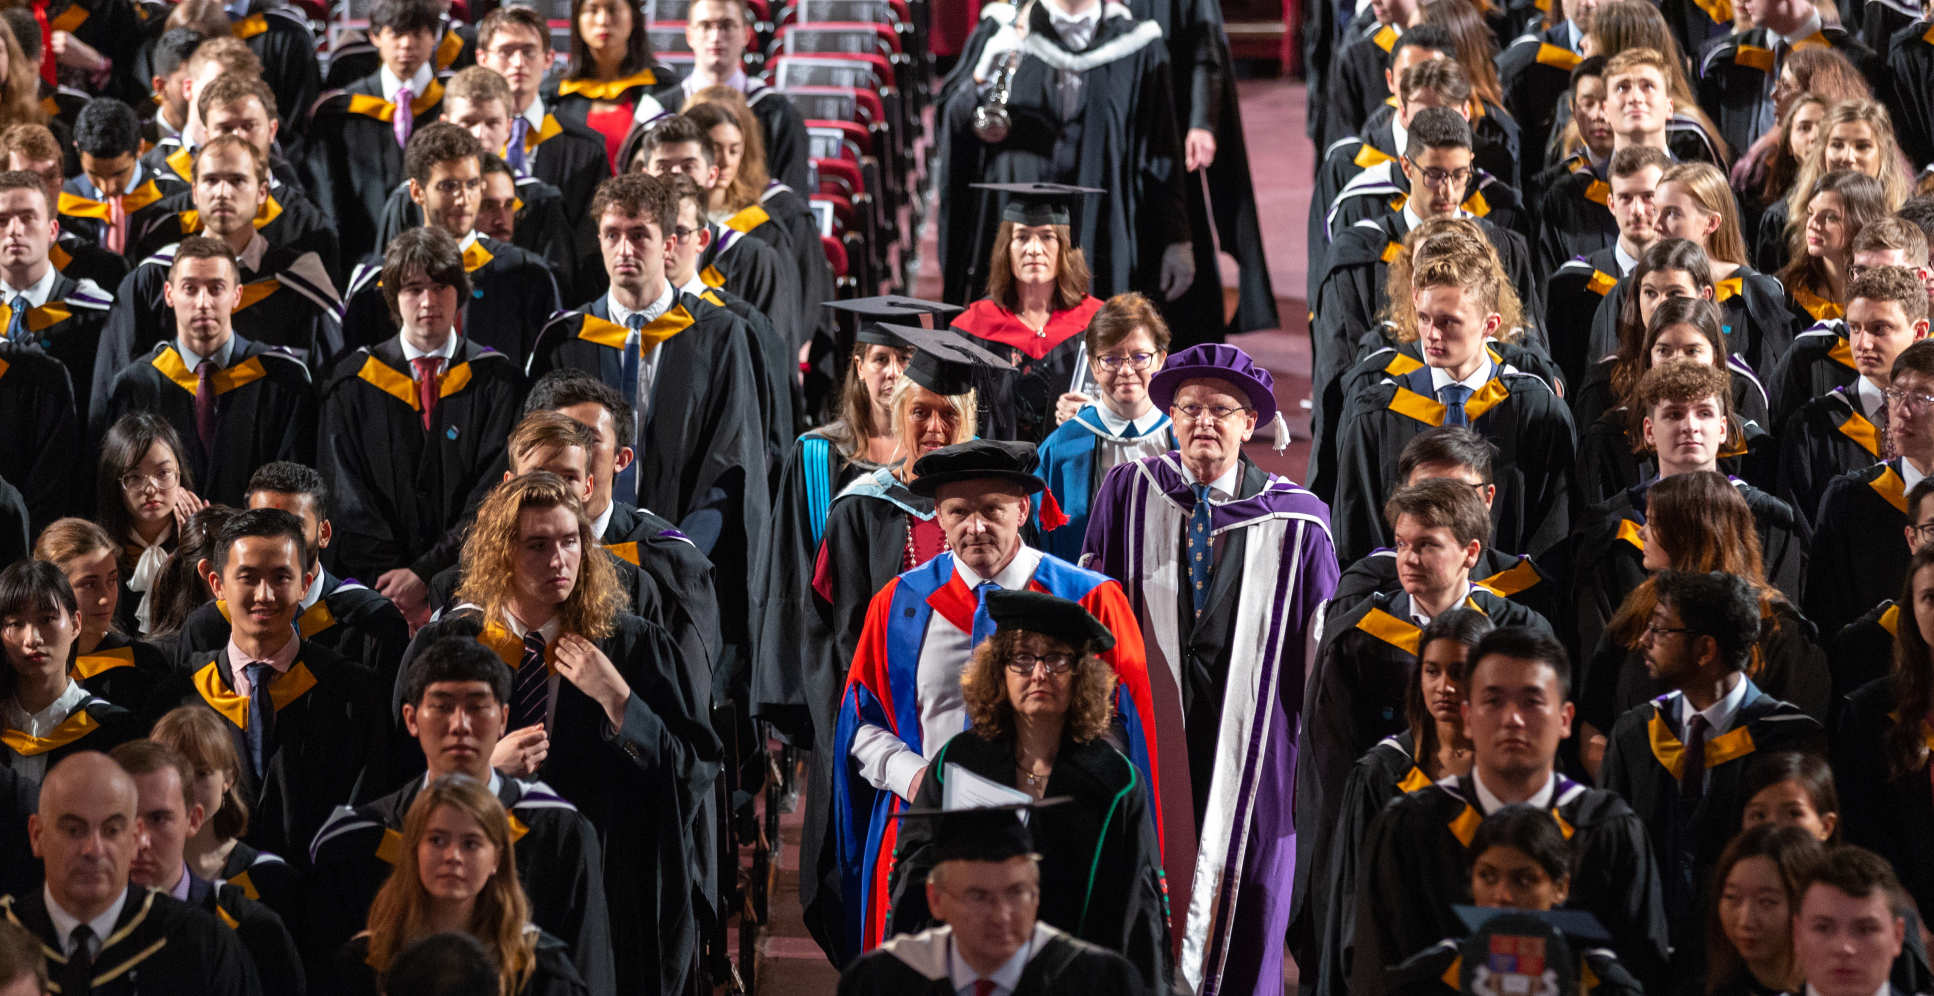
509, 631, 548, 732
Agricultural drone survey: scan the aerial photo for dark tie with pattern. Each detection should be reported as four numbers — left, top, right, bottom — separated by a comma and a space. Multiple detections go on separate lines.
5, 294, 24, 342
1681, 714, 1708, 800
63, 925, 93, 996
394, 86, 415, 148
507, 115, 530, 174
194, 358, 217, 450
1189, 483, 1214, 614
244, 661, 274, 776
510, 631, 548, 732
1439, 383, 1472, 428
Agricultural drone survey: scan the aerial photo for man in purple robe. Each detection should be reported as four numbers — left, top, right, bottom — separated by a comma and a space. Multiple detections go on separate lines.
1080, 343, 1340, 996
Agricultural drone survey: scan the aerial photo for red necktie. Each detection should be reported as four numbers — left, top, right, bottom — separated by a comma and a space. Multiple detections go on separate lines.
193, 358, 216, 450
411, 356, 440, 431
974, 980, 996, 996
104, 194, 126, 254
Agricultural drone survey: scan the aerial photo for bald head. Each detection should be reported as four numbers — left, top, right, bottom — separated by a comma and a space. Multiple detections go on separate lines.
31, 753, 136, 920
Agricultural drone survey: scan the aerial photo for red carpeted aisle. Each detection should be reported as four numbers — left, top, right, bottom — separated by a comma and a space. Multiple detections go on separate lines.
741, 77, 1317, 996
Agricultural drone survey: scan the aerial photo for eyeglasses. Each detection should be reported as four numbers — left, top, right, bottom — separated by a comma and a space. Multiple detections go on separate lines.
1913, 522, 1934, 543
1887, 388, 1934, 411
938, 884, 1039, 913
1173, 403, 1251, 423
1642, 622, 1698, 640
1411, 164, 1473, 189
1095, 351, 1158, 372
671, 225, 698, 242
1005, 652, 1076, 675
432, 177, 485, 198
119, 469, 179, 493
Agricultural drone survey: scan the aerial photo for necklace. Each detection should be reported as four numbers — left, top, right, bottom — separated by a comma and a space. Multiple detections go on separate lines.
1016, 762, 1049, 787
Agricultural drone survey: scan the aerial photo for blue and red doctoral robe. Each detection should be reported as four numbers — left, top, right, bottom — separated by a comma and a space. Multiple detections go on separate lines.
830, 549, 1165, 958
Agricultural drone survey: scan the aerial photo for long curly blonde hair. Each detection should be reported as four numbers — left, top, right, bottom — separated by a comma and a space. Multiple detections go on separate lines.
364, 777, 535, 996
1383, 218, 1525, 342
454, 472, 624, 640
960, 630, 1117, 742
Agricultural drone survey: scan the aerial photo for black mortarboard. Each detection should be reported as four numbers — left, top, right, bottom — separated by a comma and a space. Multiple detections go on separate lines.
985, 589, 1116, 652
891, 797, 1073, 864
826, 296, 964, 346
909, 438, 1044, 496
970, 182, 1105, 228
887, 324, 1013, 397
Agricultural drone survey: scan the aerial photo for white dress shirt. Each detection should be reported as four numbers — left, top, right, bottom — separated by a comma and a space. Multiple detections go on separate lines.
606, 283, 677, 415
399, 329, 459, 379
45, 885, 126, 957
1857, 374, 1886, 420
1678, 671, 1750, 734
1428, 354, 1495, 397
948, 930, 1032, 995
1472, 767, 1559, 815
3, 680, 91, 783
501, 610, 565, 730
0, 264, 59, 310
380, 62, 435, 104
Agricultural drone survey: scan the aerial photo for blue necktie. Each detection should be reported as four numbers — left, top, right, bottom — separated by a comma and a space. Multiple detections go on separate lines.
5, 295, 24, 342
509, 631, 548, 732
1439, 383, 1473, 427
243, 662, 274, 776
1188, 484, 1214, 614
506, 115, 531, 174
613, 313, 646, 503
970, 580, 999, 648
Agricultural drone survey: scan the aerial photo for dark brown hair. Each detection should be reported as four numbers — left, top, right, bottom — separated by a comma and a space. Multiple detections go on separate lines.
1382, 477, 1491, 547
1611, 240, 1717, 405
588, 171, 676, 235
95, 412, 196, 558
983, 220, 1092, 312
1704, 824, 1828, 994
380, 227, 472, 324
1886, 546, 1934, 778
1085, 291, 1170, 354
565, 0, 654, 80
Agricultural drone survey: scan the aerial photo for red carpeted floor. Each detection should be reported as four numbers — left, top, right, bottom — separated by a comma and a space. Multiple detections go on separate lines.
738, 76, 1317, 995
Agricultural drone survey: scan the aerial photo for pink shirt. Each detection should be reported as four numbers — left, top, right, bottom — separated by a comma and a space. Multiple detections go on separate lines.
224, 630, 300, 697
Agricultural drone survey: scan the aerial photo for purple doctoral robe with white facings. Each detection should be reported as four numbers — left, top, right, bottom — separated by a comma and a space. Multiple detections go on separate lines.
1080, 452, 1339, 996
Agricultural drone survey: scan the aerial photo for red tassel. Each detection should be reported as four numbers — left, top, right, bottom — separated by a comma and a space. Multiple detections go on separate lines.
1038, 486, 1070, 532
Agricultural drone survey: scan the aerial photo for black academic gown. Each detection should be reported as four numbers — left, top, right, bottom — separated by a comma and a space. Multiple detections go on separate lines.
1534, 157, 1618, 280
406, 610, 719, 996
1885, 18, 1934, 169
228, 1, 320, 134
69, 632, 174, 721
175, 573, 409, 687
0, 693, 138, 777
330, 928, 587, 996
3, 270, 109, 447
1128, 0, 1278, 337
298, 75, 444, 262
100, 337, 317, 506
601, 501, 722, 703
687, 223, 797, 359
305, 774, 613, 993
1599, 682, 1825, 969
1499, 25, 1585, 179
185, 872, 303, 996
52, 236, 130, 293
742, 82, 812, 197
1330, 546, 1560, 623
1321, 20, 1402, 151
0, 340, 82, 529
57, 170, 170, 260
0, 767, 33, 898
938, 4, 1187, 304
1696, 25, 1883, 160
158, 640, 390, 864
1582, 265, 1796, 383
1574, 404, 1775, 507
371, 179, 579, 306
0, 885, 259, 995
887, 732, 1171, 991
677, 278, 795, 477
1829, 599, 1900, 711
1296, 732, 1437, 996
1768, 319, 1857, 433
218, 842, 302, 930
1778, 383, 1887, 527
1807, 458, 1917, 639
1351, 774, 1669, 994
128, 183, 342, 299
1333, 363, 1577, 563
527, 294, 770, 705
796, 473, 938, 959
837, 924, 1149, 996
519, 108, 610, 229
339, 235, 558, 370
317, 337, 519, 586
93, 243, 342, 393
1324, 162, 1531, 252
1836, 675, 1934, 926
759, 182, 839, 357
1545, 250, 1630, 391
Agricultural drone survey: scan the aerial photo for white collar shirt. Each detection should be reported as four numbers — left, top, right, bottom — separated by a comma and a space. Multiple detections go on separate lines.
45, 886, 127, 957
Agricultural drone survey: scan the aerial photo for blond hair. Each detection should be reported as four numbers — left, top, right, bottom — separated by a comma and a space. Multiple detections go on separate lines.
454, 473, 624, 641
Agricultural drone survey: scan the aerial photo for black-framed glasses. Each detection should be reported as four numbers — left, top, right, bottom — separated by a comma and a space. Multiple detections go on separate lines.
1174, 403, 1251, 423
1407, 160, 1473, 188
1642, 622, 1698, 640
1096, 351, 1158, 372
1005, 652, 1076, 675
672, 225, 698, 242
1913, 522, 1934, 544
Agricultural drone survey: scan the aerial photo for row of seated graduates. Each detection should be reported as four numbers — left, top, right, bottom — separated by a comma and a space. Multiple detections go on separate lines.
0, 0, 936, 990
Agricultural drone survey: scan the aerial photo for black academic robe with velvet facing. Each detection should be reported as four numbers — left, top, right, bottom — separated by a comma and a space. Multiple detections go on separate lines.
175, 572, 408, 686
1885, 18, 1934, 169
1333, 363, 1576, 563
227, 2, 320, 134
838, 924, 1149, 996
318, 338, 519, 585
101, 337, 317, 507
1351, 774, 1669, 995
938, 3, 1187, 306
305, 774, 613, 993
298, 75, 444, 262
0, 340, 82, 529
406, 609, 719, 996
1806, 459, 1917, 636
218, 842, 301, 931
339, 235, 559, 370
0, 885, 259, 996
1533, 158, 1618, 280
887, 733, 1172, 991
157, 641, 390, 866
519, 109, 610, 228
52, 236, 130, 292
185, 872, 303, 996
602, 501, 722, 699
527, 294, 770, 700
1600, 683, 1825, 968
92, 243, 341, 401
